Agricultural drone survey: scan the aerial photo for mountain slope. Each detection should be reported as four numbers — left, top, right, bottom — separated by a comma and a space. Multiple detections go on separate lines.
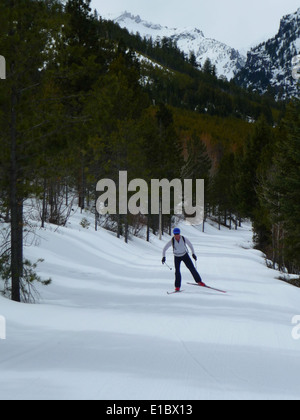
114, 12, 246, 80
0, 211, 300, 400
234, 8, 300, 99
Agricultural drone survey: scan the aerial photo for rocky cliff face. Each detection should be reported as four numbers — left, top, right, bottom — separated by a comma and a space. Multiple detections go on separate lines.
234, 8, 300, 99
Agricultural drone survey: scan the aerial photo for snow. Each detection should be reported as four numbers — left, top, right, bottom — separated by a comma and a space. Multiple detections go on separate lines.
1, 211, 300, 400
294, 38, 300, 54
113, 12, 246, 80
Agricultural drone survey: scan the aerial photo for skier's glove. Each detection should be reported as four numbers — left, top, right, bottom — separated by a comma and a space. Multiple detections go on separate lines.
192, 254, 197, 261
162, 257, 166, 264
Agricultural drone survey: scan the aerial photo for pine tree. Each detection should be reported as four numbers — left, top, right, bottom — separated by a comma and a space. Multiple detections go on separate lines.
236, 116, 274, 219
0, 0, 64, 301
273, 100, 300, 271
251, 101, 300, 272
142, 103, 183, 237
211, 153, 238, 228
203, 58, 216, 77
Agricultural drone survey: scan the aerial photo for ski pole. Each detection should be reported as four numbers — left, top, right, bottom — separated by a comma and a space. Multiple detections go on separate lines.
163, 262, 173, 271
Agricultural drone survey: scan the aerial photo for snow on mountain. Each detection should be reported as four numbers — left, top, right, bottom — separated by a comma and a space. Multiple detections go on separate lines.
114, 12, 246, 80
1, 210, 300, 400
234, 8, 300, 99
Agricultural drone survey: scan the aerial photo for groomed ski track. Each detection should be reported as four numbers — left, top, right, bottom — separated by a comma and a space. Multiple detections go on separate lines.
0, 212, 300, 400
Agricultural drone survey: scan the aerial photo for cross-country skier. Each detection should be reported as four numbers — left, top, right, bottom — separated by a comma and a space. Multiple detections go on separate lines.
162, 228, 205, 292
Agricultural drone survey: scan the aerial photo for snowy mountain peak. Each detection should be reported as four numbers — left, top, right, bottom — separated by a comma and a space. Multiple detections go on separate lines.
235, 7, 300, 99
113, 12, 246, 80
115, 11, 205, 38
282, 7, 300, 23
115, 12, 166, 32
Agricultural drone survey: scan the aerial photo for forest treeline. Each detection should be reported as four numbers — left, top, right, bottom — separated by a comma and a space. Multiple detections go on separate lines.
0, 0, 299, 301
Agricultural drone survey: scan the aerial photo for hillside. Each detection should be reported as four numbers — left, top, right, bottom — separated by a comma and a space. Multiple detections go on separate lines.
111, 9, 300, 101
97, 11, 281, 122
0, 211, 300, 400
113, 12, 246, 80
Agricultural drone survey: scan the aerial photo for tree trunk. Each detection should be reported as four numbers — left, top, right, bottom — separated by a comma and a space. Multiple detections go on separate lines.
10, 85, 22, 302
41, 178, 47, 228
159, 197, 162, 240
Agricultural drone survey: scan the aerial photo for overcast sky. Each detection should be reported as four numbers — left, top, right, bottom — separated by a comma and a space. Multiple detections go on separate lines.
90, 0, 300, 51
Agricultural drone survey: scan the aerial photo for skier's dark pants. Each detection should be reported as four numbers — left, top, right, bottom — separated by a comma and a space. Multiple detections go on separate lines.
174, 253, 202, 288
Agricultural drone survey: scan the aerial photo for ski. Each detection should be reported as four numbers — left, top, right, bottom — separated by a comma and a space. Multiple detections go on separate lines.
167, 290, 185, 295
187, 282, 227, 294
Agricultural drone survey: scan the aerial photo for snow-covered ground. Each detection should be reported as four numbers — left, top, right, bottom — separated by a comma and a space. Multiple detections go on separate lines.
1, 212, 300, 400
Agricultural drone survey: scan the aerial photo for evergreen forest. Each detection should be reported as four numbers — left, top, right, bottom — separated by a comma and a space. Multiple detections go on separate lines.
0, 0, 299, 302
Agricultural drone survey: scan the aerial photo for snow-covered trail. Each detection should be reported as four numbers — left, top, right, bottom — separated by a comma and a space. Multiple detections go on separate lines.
0, 214, 300, 400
